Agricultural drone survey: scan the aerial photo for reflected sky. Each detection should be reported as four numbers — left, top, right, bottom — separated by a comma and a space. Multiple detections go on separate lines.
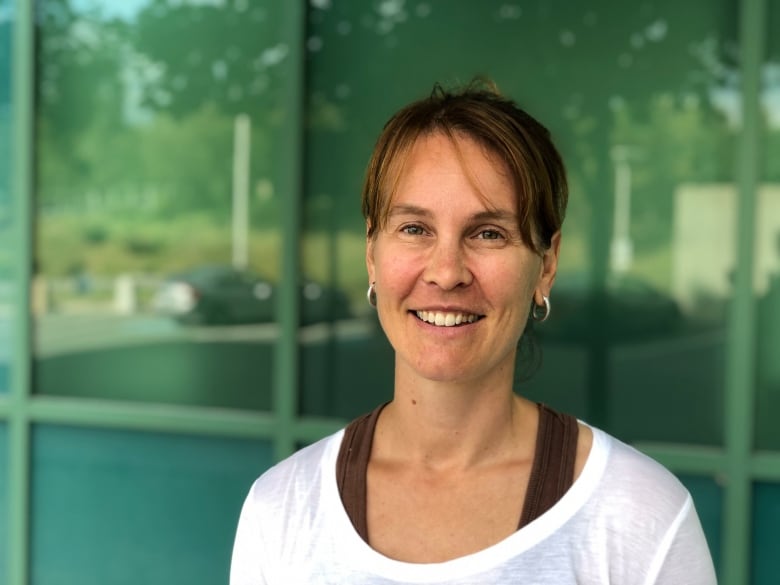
71, 0, 149, 21
70, 0, 229, 22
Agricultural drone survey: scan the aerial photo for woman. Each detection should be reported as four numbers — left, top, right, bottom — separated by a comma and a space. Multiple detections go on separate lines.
230, 81, 717, 584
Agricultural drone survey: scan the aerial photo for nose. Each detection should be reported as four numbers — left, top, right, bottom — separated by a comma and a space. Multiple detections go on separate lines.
422, 237, 473, 290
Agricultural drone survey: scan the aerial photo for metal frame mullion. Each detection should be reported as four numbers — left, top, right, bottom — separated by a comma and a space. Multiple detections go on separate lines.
750, 452, 780, 480
18, 396, 344, 443
721, 0, 767, 583
272, 1, 306, 461
638, 443, 780, 483
634, 443, 726, 475
28, 397, 277, 438
9, 0, 34, 584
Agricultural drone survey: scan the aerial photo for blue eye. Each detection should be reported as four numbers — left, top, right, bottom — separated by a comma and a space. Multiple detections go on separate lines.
478, 229, 503, 240
402, 224, 425, 236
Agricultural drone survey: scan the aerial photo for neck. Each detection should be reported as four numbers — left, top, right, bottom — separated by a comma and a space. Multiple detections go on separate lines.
375, 360, 537, 470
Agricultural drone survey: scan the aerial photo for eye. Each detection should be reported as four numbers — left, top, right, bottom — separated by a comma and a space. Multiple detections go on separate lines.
476, 229, 504, 240
401, 224, 426, 236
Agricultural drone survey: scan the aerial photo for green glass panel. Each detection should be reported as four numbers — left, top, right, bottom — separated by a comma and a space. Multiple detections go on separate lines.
300, 320, 394, 419
0, 0, 12, 394
36, 341, 271, 409
301, 0, 732, 446
31, 425, 272, 585
754, 0, 780, 450
678, 474, 722, 578
752, 482, 780, 585
32, 0, 294, 408
0, 423, 8, 577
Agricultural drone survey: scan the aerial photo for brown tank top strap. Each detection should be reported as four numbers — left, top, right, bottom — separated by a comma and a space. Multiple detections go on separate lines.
518, 402, 580, 528
336, 403, 386, 541
337, 401, 579, 541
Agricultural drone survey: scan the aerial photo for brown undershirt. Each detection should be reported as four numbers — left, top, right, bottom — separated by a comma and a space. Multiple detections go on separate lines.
336, 402, 579, 542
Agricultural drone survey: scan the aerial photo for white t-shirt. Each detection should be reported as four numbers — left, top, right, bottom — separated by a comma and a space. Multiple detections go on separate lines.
230, 425, 717, 584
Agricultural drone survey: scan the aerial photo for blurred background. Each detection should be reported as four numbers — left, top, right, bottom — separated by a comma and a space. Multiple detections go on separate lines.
1, 0, 779, 583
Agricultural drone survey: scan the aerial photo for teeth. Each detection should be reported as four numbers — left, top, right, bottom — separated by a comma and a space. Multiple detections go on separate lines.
415, 310, 479, 327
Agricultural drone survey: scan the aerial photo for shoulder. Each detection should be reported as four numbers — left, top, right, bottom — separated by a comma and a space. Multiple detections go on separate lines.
582, 427, 695, 542
231, 430, 348, 584
597, 428, 690, 505
583, 428, 716, 583
245, 430, 344, 513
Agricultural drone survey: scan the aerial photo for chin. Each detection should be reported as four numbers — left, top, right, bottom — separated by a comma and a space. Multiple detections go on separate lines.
407, 359, 480, 384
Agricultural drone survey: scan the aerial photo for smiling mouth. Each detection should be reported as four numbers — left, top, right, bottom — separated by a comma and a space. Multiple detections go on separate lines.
414, 310, 483, 327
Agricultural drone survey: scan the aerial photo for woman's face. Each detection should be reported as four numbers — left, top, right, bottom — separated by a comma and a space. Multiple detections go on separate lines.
366, 131, 560, 386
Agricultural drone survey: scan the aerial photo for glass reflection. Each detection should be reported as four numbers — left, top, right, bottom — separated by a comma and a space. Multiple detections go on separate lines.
754, 0, 780, 450
33, 0, 292, 408
0, 423, 7, 573
678, 474, 722, 575
31, 424, 273, 584
302, 0, 733, 445
0, 0, 12, 393
752, 482, 780, 585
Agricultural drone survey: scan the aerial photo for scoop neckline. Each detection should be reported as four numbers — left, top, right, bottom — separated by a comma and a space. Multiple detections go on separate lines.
323, 423, 611, 583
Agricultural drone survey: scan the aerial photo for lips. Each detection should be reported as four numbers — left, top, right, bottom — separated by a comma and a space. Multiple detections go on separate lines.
415, 310, 482, 327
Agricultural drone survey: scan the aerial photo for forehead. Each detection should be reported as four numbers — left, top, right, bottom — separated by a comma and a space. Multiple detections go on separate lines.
390, 132, 518, 214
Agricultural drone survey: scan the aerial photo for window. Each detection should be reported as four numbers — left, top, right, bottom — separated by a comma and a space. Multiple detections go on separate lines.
2, 1, 778, 583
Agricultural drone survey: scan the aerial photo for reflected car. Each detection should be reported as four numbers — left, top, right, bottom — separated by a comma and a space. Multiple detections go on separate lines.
153, 265, 351, 325
540, 273, 684, 342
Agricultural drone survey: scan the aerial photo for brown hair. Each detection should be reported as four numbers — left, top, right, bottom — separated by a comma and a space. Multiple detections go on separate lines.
361, 80, 568, 253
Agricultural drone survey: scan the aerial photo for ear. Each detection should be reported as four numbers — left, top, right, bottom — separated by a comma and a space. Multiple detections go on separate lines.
534, 231, 561, 305
365, 222, 376, 283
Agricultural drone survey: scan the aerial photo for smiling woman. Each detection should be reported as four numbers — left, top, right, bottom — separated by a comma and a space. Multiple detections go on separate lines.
230, 81, 717, 584
366, 132, 550, 389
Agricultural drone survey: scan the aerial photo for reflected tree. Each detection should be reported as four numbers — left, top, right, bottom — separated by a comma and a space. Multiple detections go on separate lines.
302, 0, 744, 425
133, 0, 287, 119
35, 0, 290, 278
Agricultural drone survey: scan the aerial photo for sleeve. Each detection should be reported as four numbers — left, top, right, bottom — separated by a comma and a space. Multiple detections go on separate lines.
229, 485, 269, 585
646, 494, 718, 585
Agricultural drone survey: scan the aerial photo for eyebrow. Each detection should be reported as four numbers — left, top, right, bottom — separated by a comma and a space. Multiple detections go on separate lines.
388, 204, 518, 224
387, 204, 432, 219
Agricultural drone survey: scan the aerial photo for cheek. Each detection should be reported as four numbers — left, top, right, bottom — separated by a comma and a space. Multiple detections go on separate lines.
493, 258, 540, 305
385, 262, 417, 295
374, 246, 420, 296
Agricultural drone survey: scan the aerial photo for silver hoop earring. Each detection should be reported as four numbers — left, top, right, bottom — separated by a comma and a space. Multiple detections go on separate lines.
532, 295, 550, 322
367, 282, 377, 308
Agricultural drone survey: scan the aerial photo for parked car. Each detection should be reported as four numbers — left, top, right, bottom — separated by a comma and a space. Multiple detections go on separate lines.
540, 273, 684, 342
153, 265, 351, 325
